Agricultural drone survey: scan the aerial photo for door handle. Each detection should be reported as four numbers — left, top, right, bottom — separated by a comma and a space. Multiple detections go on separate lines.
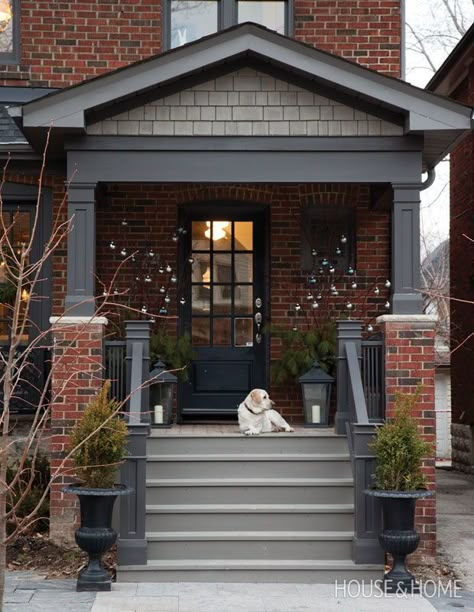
255, 312, 262, 325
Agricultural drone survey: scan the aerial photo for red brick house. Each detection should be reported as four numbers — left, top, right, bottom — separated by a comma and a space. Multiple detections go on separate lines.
1, 1, 472, 582
428, 25, 474, 474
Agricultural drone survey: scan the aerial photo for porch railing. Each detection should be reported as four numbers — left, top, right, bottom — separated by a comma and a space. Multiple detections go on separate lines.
361, 339, 385, 422
0, 347, 50, 414
104, 340, 126, 401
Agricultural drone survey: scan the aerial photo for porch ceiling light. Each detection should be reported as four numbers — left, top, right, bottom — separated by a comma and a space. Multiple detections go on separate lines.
204, 221, 229, 241
0, 1, 12, 32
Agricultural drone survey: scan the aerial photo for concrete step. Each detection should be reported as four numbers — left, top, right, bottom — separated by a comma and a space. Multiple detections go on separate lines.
147, 432, 348, 455
146, 531, 354, 560
146, 454, 352, 479
117, 559, 384, 583
145, 504, 354, 531
145, 477, 354, 505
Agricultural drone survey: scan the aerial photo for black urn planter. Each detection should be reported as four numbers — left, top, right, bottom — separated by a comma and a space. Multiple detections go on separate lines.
63, 484, 132, 592
365, 489, 434, 593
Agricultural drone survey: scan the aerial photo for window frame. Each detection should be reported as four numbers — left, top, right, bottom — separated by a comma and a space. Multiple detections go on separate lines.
0, 0, 20, 65
162, 0, 293, 51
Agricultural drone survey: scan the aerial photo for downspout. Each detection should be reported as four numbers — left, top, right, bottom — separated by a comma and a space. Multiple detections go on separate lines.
400, 0, 406, 80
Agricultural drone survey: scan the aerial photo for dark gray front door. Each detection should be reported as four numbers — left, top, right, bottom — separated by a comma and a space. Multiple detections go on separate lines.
179, 205, 268, 419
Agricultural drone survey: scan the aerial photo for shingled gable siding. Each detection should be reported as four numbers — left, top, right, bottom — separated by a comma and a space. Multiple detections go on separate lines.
86, 69, 404, 137
0, 1, 401, 87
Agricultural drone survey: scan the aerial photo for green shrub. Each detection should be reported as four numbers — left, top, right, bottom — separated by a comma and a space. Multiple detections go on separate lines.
370, 386, 432, 491
6, 453, 50, 535
150, 330, 195, 381
69, 381, 129, 489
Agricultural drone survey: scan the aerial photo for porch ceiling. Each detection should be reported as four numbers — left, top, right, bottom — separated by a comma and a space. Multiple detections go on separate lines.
17, 23, 473, 169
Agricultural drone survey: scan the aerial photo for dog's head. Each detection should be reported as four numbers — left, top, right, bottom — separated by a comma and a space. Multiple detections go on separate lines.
244, 389, 275, 414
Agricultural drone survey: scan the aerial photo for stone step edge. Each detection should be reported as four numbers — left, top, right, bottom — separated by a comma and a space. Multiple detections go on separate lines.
146, 453, 350, 462
148, 432, 345, 439
118, 559, 383, 571
145, 531, 354, 541
145, 477, 354, 487
146, 503, 354, 513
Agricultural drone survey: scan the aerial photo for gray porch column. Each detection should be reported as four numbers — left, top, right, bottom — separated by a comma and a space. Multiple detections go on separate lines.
335, 320, 362, 435
391, 184, 423, 315
65, 182, 97, 316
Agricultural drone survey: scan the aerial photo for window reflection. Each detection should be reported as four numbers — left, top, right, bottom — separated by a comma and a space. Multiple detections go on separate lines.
0, 1, 13, 54
237, 1, 285, 33
170, 0, 218, 48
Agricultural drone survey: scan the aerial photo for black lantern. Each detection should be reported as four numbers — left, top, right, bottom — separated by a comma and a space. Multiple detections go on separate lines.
299, 360, 334, 428
149, 360, 177, 427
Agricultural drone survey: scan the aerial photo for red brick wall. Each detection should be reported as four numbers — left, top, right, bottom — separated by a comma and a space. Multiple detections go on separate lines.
49, 320, 106, 545
95, 182, 391, 422
379, 316, 437, 556
448, 66, 474, 425
0, 1, 401, 87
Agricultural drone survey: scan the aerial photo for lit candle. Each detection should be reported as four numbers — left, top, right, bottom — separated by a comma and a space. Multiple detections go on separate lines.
154, 405, 163, 424
311, 405, 320, 423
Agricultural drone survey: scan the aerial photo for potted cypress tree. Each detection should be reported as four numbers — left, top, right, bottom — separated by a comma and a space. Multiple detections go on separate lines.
365, 386, 434, 593
63, 381, 132, 592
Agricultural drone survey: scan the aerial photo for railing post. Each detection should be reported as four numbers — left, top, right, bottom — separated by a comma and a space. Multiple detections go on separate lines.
118, 320, 151, 566
352, 422, 384, 564
335, 320, 363, 435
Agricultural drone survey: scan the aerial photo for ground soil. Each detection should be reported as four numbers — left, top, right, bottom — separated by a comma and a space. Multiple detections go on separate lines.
6, 534, 117, 579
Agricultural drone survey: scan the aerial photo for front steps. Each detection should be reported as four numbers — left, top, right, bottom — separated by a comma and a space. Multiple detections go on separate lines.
117, 430, 384, 583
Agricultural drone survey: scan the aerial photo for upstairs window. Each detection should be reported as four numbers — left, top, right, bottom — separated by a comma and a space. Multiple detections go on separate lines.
0, 0, 19, 63
166, 0, 290, 49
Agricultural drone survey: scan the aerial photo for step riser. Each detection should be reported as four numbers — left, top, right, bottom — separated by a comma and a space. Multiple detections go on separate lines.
147, 437, 348, 455
147, 539, 353, 561
146, 485, 354, 505
117, 568, 382, 583
147, 460, 352, 479
146, 512, 354, 532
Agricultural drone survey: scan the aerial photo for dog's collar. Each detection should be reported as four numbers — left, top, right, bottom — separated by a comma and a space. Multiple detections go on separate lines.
244, 401, 260, 416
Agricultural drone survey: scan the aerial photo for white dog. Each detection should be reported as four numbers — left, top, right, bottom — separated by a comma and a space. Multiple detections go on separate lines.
238, 389, 295, 436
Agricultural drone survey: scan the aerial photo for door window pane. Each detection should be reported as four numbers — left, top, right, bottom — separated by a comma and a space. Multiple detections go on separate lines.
192, 285, 210, 314
170, 0, 219, 48
192, 221, 210, 251
214, 254, 232, 283
235, 318, 253, 347
212, 221, 232, 251
213, 285, 231, 314
234, 253, 253, 283
213, 318, 232, 346
234, 222, 253, 251
238, 1, 286, 33
192, 318, 210, 345
235, 285, 253, 314
191, 253, 210, 284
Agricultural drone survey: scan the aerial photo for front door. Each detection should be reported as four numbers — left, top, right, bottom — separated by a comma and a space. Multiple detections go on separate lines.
179, 205, 268, 419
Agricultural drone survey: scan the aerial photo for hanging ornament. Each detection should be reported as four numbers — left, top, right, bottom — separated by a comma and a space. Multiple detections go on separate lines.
295, 303, 301, 312
171, 274, 177, 284
341, 234, 347, 244
160, 286, 166, 294
144, 275, 152, 283
131, 255, 136, 263
308, 275, 316, 285
179, 297, 186, 305
164, 295, 171, 304
336, 247, 342, 256
311, 248, 317, 257
109, 241, 116, 250
385, 279, 391, 288
374, 287, 380, 296
367, 324, 374, 333
114, 288, 119, 295
178, 226, 187, 235
141, 305, 147, 313
135, 275, 140, 282
347, 267, 355, 275
317, 293, 322, 301
148, 249, 155, 258
384, 300, 390, 310
351, 282, 357, 290
172, 233, 178, 242
329, 265, 335, 274
319, 268, 324, 275
102, 290, 107, 297
306, 293, 314, 301
346, 302, 354, 311
322, 258, 329, 267
120, 248, 127, 257
160, 307, 168, 315
166, 264, 172, 273
330, 284, 336, 292
292, 326, 298, 331
312, 301, 319, 310
188, 257, 194, 264
121, 218, 128, 226
159, 266, 164, 274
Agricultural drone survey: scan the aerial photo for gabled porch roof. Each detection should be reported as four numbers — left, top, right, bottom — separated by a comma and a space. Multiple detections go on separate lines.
17, 23, 473, 170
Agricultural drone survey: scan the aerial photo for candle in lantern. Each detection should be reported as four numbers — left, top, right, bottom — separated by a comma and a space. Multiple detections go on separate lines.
154, 405, 163, 424
311, 405, 321, 423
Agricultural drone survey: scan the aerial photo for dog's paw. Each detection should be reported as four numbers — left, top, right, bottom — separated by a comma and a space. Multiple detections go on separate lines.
285, 426, 295, 432
244, 427, 260, 436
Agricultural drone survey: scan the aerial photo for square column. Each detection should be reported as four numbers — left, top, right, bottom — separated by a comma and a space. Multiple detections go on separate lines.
391, 184, 423, 315
377, 314, 437, 557
65, 183, 97, 316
